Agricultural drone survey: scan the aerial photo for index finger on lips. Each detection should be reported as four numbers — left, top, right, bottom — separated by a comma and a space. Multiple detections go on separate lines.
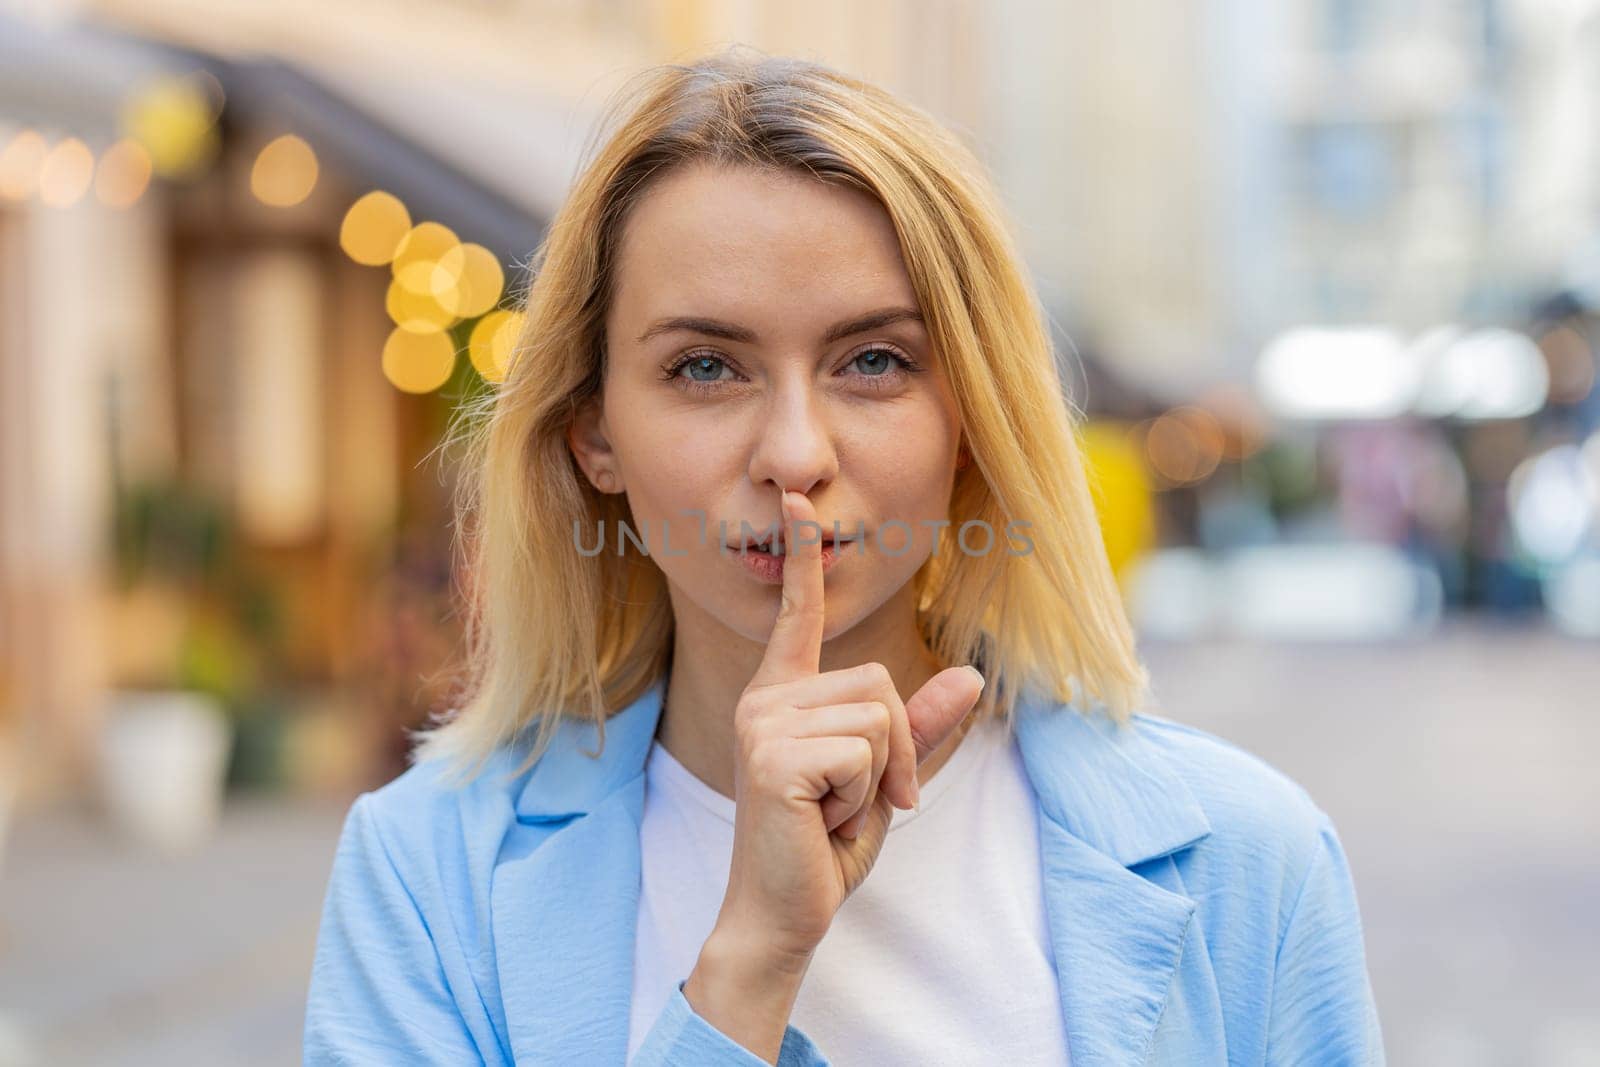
749, 489, 826, 688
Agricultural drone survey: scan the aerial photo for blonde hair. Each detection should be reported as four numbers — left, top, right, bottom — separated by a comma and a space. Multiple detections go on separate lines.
409, 44, 1150, 787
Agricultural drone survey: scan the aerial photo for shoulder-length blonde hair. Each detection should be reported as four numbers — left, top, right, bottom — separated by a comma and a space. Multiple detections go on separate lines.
410, 44, 1150, 787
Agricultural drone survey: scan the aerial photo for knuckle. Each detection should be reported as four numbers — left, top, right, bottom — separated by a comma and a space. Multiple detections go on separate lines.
735, 688, 774, 727
859, 660, 892, 688
868, 700, 891, 736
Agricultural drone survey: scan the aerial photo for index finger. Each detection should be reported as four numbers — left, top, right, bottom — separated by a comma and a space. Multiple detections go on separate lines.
749, 489, 826, 686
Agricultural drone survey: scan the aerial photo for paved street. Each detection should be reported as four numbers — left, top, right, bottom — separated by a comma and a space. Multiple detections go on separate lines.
0, 793, 347, 1066
1, 620, 1596, 1065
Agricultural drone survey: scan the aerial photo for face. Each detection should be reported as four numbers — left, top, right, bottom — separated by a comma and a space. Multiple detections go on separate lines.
571, 161, 963, 649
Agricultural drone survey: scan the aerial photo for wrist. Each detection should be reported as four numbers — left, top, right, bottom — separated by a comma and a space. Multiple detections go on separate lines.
682, 922, 813, 1063
703, 915, 815, 986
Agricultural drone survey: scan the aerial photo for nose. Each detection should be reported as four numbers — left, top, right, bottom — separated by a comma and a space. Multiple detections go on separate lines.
746, 374, 838, 498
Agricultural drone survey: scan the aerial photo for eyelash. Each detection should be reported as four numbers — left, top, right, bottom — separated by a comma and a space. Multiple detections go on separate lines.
660, 345, 924, 396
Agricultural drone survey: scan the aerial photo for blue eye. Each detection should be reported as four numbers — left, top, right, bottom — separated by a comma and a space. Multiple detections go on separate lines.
661, 344, 923, 395
681, 356, 728, 383
853, 349, 895, 375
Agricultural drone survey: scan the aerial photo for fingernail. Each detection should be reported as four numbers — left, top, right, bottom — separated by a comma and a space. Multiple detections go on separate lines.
912, 778, 922, 811
964, 665, 986, 690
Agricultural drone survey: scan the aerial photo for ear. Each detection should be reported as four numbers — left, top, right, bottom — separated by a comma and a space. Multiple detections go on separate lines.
567, 395, 624, 494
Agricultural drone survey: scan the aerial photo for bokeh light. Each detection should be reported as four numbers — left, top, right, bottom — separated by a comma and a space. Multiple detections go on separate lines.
468, 309, 524, 382
1194, 383, 1269, 460
38, 137, 94, 207
1141, 406, 1226, 487
121, 72, 220, 179
250, 134, 319, 207
1508, 444, 1597, 564
339, 191, 412, 266
391, 221, 459, 291
94, 138, 154, 208
435, 243, 504, 318
0, 128, 47, 201
1415, 328, 1549, 420
384, 221, 465, 333
1536, 324, 1596, 406
1257, 327, 1417, 420
381, 328, 457, 394
385, 277, 459, 334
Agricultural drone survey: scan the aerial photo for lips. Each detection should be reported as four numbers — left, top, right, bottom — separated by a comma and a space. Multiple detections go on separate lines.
731, 530, 852, 554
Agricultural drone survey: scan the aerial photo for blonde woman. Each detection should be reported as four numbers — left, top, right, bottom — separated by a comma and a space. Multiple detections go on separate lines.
305, 47, 1383, 1065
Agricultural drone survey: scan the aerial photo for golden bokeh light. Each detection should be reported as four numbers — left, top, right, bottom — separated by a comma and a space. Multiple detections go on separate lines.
94, 138, 154, 208
436, 243, 505, 318
397, 257, 464, 311
385, 277, 459, 334
391, 221, 459, 287
38, 137, 94, 207
382, 328, 457, 394
122, 73, 219, 178
251, 134, 319, 207
339, 191, 412, 266
0, 129, 47, 201
469, 309, 524, 382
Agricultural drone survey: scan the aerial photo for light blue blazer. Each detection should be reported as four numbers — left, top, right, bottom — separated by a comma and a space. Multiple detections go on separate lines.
304, 675, 1385, 1065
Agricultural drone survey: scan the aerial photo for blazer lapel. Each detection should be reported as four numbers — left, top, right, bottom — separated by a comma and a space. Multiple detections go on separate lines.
490, 676, 1217, 1064
1011, 688, 1214, 1066
493, 678, 667, 1064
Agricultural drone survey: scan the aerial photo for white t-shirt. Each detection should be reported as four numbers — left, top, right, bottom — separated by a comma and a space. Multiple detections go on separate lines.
626, 713, 1071, 1065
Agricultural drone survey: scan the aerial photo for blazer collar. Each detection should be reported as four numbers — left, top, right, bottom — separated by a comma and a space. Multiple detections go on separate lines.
1010, 685, 1214, 1064
1010, 684, 1212, 866
513, 676, 667, 822
498, 674, 1214, 1066
514, 675, 1212, 865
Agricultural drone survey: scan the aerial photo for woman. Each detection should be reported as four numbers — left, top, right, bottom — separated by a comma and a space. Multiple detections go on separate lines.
304, 47, 1384, 1065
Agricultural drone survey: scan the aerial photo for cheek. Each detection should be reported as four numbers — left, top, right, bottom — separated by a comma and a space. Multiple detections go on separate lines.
843, 401, 959, 512
610, 417, 737, 556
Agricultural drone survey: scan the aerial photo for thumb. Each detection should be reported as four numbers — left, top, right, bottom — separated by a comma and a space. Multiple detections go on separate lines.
904, 666, 986, 765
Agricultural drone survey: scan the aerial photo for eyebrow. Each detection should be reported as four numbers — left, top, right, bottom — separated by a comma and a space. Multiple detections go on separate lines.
635, 306, 925, 347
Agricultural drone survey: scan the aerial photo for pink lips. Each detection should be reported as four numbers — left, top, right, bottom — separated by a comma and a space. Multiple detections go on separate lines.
731, 539, 852, 583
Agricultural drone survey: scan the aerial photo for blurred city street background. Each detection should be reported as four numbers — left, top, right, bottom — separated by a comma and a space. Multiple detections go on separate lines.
2, 1, 1598, 1064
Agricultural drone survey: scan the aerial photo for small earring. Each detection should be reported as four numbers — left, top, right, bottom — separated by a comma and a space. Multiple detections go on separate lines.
596, 471, 616, 492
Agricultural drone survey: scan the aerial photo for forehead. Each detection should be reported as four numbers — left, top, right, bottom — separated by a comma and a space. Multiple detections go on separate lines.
607, 161, 919, 332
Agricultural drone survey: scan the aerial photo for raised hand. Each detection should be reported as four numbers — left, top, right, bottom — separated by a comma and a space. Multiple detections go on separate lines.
683, 489, 985, 1060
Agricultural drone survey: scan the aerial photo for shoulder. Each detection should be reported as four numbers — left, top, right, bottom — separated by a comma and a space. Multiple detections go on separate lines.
1120, 711, 1346, 935
1130, 711, 1331, 842
363, 744, 532, 826
1023, 692, 1339, 887
308, 749, 539, 1064
344, 746, 535, 896
1118, 715, 1383, 1054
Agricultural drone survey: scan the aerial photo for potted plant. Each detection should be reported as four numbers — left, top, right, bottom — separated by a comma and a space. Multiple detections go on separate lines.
100, 479, 273, 851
